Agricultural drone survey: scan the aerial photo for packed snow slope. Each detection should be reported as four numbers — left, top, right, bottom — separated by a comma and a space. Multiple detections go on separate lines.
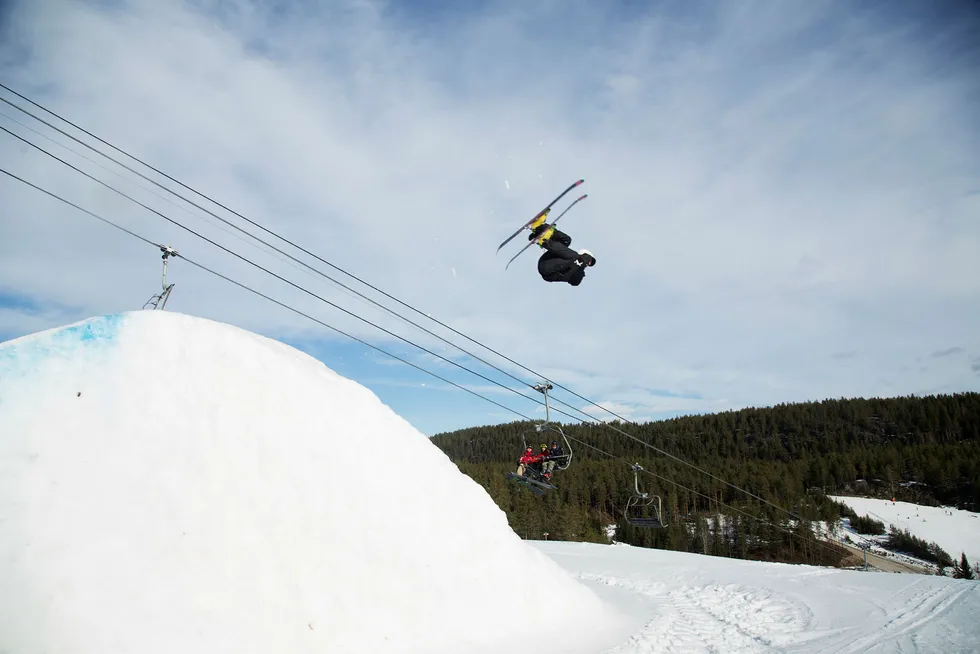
831, 495, 980, 564
0, 311, 621, 654
536, 541, 980, 653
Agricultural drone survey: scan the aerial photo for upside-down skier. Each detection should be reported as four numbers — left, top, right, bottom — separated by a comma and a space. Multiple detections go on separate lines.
529, 223, 596, 286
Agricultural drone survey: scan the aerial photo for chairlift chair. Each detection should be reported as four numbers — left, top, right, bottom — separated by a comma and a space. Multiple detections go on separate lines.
507, 382, 572, 494
521, 382, 572, 471
623, 463, 666, 528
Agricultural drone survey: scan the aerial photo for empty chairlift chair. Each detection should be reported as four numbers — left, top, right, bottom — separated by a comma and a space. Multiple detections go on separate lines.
623, 463, 666, 528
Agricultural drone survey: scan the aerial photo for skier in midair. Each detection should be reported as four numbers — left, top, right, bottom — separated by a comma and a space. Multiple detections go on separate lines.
529, 222, 596, 286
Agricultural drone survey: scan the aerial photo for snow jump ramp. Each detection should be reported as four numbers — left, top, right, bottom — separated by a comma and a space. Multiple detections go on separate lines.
0, 311, 621, 654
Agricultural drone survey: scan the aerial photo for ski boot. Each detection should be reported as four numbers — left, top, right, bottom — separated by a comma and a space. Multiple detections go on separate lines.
528, 208, 551, 231
529, 223, 555, 245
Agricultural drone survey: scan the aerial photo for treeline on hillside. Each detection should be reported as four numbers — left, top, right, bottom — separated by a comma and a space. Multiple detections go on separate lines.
884, 526, 954, 569
432, 393, 980, 565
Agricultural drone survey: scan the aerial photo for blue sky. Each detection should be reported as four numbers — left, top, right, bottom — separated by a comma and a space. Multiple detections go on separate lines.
1, 0, 979, 436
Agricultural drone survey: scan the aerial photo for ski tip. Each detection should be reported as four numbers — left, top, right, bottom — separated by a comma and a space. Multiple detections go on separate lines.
578, 194, 588, 200
575, 179, 584, 186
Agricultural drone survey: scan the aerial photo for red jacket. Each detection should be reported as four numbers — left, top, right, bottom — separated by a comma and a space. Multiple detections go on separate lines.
519, 450, 541, 464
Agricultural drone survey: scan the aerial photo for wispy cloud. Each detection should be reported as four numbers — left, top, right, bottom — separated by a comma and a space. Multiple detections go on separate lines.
932, 346, 965, 358
1, 0, 979, 435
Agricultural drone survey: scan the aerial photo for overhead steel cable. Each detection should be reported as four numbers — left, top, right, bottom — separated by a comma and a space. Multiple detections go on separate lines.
0, 92, 565, 400
1, 165, 844, 564
516, 393, 806, 520
0, 168, 158, 248
0, 109, 391, 318
0, 108, 305, 271
0, 96, 638, 432
0, 164, 532, 419
1, 86, 706, 467
0, 84, 812, 527
0, 82, 636, 422
0, 124, 552, 413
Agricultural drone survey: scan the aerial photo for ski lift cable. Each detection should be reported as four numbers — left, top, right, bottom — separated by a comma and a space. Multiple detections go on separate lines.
0, 112, 641, 445
1, 166, 842, 563
0, 89, 657, 443
2, 110, 804, 534
0, 91, 558, 399
0, 85, 820, 531
0, 168, 160, 249
2, 91, 647, 439
0, 83, 650, 424
0, 164, 535, 420
0, 109, 304, 275
1, 111, 459, 334
0, 85, 779, 513
529, 398, 802, 521
184, 237, 834, 560
565, 434, 754, 523
0, 90, 804, 524
0, 125, 555, 415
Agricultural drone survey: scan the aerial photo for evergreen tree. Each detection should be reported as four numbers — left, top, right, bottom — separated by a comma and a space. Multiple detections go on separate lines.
954, 553, 976, 580
936, 554, 949, 577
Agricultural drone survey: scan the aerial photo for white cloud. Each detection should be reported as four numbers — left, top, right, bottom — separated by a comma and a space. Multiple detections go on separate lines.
1, 0, 979, 430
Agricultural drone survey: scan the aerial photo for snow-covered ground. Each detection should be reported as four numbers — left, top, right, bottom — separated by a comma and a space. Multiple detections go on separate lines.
2, 311, 978, 653
831, 495, 980, 565
536, 540, 980, 653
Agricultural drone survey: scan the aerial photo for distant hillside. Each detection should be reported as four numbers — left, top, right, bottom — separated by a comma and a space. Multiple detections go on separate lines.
432, 393, 980, 564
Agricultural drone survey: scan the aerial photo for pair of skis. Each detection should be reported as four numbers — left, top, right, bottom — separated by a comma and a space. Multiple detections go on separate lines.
497, 179, 587, 270
505, 471, 556, 495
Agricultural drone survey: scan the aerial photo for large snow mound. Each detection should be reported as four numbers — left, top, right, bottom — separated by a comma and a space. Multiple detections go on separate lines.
0, 311, 618, 653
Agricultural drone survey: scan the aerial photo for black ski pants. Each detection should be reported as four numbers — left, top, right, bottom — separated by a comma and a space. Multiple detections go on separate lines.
537, 228, 585, 286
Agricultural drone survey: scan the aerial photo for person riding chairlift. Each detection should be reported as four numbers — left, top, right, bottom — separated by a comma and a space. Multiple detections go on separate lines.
516, 446, 541, 478
537, 443, 552, 479
542, 440, 565, 478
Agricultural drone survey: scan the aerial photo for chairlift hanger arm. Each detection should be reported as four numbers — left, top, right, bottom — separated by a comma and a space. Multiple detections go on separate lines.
533, 382, 554, 423
520, 381, 573, 473
144, 244, 179, 310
